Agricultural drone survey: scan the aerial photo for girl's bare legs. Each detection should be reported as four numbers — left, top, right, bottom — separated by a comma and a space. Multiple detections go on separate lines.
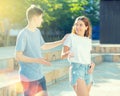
73, 85, 77, 95
77, 79, 88, 96
73, 79, 92, 96
87, 83, 92, 93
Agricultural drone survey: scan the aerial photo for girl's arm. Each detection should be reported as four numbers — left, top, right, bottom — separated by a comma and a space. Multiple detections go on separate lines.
61, 46, 72, 59
88, 61, 95, 74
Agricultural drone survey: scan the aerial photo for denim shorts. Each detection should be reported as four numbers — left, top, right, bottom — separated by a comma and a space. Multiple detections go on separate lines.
69, 62, 93, 86
21, 76, 47, 96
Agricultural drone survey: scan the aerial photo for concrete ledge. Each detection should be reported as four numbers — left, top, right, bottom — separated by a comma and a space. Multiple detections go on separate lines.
0, 58, 17, 73
92, 54, 103, 65
92, 45, 120, 53
92, 54, 120, 62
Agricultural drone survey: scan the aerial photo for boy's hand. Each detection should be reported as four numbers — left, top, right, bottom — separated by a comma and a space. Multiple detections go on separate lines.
61, 34, 70, 43
88, 62, 95, 74
37, 58, 51, 66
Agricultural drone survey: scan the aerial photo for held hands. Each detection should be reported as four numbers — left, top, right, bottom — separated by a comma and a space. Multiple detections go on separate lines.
37, 58, 51, 66
88, 62, 95, 74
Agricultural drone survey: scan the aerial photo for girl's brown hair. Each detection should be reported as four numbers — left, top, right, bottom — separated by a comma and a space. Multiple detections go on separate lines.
72, 16, 92, 38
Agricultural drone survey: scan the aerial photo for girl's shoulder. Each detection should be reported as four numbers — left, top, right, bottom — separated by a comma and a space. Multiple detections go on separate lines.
82, 36, 91, 40
66, 33, 73, 39
69, 33, 73, 37
69, 33, 77, 38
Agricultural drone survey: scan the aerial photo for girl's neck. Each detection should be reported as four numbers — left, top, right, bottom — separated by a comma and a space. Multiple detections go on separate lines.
76, 33, 84, 37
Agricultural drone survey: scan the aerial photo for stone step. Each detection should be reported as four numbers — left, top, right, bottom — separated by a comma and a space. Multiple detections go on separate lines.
0, 58, 17, 73
92, 43, 120, 53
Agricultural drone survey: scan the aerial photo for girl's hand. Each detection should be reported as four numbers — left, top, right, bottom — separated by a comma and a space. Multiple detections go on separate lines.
88, 62, 95, 74
68, 51, 74, 58
68, 51, 74, 61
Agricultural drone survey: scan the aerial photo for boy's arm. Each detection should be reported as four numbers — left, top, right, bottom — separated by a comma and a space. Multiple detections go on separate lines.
15, 51, 51, 66
41, 40, 63, 50
41, 34, 69, 50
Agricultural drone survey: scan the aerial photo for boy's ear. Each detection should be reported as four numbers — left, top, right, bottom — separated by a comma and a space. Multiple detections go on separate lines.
32, 15, 36, 19
31, 15, 37, 20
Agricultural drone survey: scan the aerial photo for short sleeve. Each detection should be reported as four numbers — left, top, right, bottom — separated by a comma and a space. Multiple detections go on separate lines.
15, 32, 26, 52
63, 34, 72, 48
90, 39, 92, 51
39, 31, 45, 46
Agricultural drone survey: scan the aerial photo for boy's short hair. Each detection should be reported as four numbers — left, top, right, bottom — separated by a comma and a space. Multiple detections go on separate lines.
26, 5, 43, 21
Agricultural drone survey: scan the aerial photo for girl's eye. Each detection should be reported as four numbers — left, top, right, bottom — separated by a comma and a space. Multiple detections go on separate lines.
80, 24, 83, 26
75, 23, 84, 27
76, 23, 78, 26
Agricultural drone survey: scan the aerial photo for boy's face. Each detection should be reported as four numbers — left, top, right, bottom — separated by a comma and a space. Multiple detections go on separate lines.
33, 14, 43, 27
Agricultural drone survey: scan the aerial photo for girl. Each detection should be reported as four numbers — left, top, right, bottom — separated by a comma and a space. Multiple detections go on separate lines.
61, 16, 95, 96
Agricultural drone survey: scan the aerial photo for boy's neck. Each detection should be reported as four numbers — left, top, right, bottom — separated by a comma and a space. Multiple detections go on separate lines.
27, 23, 37, 32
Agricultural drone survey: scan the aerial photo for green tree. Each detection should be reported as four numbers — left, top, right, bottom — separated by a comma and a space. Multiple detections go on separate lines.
0, 0, 100, 41
83, 0, 100, 26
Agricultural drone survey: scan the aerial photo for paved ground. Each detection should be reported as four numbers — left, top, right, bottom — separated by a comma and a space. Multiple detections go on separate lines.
47, 62, 120, 96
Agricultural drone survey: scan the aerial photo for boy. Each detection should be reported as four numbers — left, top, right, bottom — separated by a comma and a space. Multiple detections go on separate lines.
15, 5, 67, 96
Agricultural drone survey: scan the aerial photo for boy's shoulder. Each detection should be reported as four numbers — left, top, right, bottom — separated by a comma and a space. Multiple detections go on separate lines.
36, 28, 40, 31
20, 27, 28, 33
17, 28, 27, 37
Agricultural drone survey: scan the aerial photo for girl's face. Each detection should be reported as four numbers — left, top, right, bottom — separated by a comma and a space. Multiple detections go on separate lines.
75, 20, 88, 36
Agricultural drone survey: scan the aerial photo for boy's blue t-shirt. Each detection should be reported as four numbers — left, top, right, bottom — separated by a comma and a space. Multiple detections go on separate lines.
15, 27, 45, 81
